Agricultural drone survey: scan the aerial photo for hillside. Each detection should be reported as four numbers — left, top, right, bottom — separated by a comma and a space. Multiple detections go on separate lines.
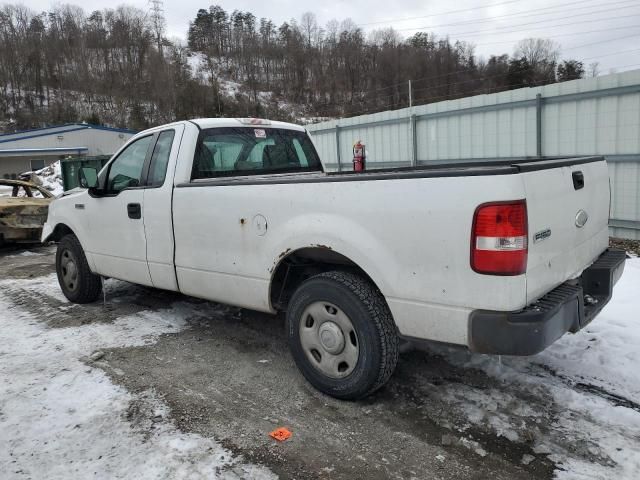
0, 3, 585, 132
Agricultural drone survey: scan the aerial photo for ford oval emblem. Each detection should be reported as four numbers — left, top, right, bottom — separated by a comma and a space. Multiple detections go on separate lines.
575, 210, 589, 228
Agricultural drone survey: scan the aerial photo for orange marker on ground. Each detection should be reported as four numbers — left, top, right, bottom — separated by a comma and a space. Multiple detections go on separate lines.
269, 427, 292, 441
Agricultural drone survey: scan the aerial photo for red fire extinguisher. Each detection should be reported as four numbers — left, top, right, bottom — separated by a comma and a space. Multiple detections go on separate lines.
353, 141, 366, 172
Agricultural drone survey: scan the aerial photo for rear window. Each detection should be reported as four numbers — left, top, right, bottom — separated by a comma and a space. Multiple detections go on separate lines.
191, 127, 322, 179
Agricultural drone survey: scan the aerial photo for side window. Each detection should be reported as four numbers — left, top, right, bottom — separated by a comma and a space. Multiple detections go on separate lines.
107, 136, 153, 193
147, 130, 175, 187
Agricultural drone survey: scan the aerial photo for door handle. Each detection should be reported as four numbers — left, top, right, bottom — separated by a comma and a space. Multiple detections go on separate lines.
127, 203, 141, 219
572, 171, 584, 190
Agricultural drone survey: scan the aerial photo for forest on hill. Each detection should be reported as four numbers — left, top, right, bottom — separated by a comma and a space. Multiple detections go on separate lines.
0, 3, 587, 132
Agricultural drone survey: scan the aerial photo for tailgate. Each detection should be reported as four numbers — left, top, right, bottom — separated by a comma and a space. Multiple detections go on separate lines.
521, 158, 611, 304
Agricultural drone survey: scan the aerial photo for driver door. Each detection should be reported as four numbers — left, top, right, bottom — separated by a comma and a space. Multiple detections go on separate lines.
85, 134, 154, 286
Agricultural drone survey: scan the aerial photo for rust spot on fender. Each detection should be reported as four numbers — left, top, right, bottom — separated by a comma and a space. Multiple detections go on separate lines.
270, 248, 293, 274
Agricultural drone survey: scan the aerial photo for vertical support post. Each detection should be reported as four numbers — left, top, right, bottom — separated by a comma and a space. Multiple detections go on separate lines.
536, 93, 543, 158
410, 114, 417, 167
408, 80, 413, 108
335, 125, 342, 172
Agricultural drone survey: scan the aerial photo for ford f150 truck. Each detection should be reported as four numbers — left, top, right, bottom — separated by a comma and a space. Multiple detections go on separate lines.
42, 118, 626, 399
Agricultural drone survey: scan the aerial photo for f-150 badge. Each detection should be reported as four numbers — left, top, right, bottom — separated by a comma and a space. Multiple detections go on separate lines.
534, 228, 552, 243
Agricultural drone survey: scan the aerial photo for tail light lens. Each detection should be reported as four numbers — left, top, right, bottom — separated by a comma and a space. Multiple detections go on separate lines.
471, 200, 528, 275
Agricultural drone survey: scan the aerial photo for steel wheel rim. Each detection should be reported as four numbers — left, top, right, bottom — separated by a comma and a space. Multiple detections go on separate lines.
60, 248, 79, 292
299, 301, 359, 379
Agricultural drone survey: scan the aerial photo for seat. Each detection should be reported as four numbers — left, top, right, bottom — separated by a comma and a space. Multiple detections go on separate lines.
193, 143, 217, 177
262, 144, 297, 168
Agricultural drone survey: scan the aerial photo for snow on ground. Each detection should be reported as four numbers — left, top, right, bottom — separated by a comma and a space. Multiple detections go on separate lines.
0, 274, 275, 480
428, 257, 640, 479
1, 253, 639, 478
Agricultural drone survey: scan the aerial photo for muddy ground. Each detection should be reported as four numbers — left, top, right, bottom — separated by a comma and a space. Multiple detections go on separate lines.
2, 243, 638, 479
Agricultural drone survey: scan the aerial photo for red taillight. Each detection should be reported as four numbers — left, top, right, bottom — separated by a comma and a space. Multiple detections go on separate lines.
471, 200, 528, 275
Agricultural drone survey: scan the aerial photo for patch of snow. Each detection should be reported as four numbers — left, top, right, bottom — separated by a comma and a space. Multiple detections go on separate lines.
9, 250, 46, 257
22, 160, 64, 197
430, 258, 640, 479
187, 52, 206, 75
0, 275, 275, 480
219, 79, 243, 99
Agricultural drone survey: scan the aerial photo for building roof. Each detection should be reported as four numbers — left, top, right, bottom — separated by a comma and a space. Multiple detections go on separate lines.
0, 123, 136, 144
0, 147, 88, 156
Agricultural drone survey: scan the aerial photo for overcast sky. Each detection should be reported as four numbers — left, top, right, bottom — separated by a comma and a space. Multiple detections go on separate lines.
24, 0, 640, 73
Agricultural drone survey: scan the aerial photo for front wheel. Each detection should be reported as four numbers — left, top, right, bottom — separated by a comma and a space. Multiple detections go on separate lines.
56, 234, 102, 303
286, 271, 399, 400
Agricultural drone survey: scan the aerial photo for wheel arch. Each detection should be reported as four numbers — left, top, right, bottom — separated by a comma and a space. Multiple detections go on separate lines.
44, 223, 75, 243
269, 246, 385, 311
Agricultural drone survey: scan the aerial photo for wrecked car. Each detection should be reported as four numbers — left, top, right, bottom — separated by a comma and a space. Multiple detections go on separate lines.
0, 179, 54, 245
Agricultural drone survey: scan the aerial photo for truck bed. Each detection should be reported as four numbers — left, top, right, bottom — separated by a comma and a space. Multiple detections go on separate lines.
179, 156, 604, 187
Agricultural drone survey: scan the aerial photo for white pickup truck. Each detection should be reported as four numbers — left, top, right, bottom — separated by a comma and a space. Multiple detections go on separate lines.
42, 118, 626, 399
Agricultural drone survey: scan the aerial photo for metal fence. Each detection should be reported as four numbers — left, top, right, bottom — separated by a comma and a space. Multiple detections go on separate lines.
307, 70, 640, 240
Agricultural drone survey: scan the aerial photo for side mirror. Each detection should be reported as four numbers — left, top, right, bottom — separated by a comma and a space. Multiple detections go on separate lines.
78, 166, 98, 189
79, 166, 104, 196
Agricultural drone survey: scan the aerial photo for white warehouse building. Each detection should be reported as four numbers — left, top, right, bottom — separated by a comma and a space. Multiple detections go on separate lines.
0, 123, 136, 179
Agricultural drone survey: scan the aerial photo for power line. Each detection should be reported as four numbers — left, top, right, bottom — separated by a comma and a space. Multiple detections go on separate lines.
432, 11, 640, 39
409, 47, 640, 95
605, 62, 640, 71
337, 29, 640, 100
563, 32, 640, 51
582, 48, 640, 61
369, 31, 640, 95
358, 0, 528, 27
473, 27, 640, 47
393, 0, 639, 33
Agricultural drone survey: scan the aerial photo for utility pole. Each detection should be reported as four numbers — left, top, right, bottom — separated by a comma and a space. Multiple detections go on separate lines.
408, 80, 412, 108
149, 0, 165, 55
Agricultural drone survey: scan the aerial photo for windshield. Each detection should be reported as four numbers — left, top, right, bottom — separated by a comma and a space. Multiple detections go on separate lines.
191, 127, 322, 179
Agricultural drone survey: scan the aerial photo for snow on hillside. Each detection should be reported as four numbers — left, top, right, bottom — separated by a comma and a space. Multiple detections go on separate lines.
187, 52, 308, 121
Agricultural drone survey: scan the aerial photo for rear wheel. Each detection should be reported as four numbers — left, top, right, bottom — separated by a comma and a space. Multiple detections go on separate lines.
287, 271, 399, 400
56, 234, 102, 303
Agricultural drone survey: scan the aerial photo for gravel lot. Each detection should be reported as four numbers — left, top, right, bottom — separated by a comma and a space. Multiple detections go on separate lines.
1, 243, 639, 479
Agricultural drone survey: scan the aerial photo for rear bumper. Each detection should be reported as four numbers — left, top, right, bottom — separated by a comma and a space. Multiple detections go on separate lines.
468, 248, 626, 355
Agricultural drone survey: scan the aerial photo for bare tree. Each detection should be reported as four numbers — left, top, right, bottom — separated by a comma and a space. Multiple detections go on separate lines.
369, 27, 401, 47
300, 12, 318, 47
514, 38, 561, 66
514, 38, 561, 85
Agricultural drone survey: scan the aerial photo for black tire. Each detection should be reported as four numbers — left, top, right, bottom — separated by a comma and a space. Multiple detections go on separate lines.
287, 271, 399, 400
56, 234, 102, 303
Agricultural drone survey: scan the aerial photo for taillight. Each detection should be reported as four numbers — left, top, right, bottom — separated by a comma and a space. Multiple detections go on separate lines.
471, 200, 528, 275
